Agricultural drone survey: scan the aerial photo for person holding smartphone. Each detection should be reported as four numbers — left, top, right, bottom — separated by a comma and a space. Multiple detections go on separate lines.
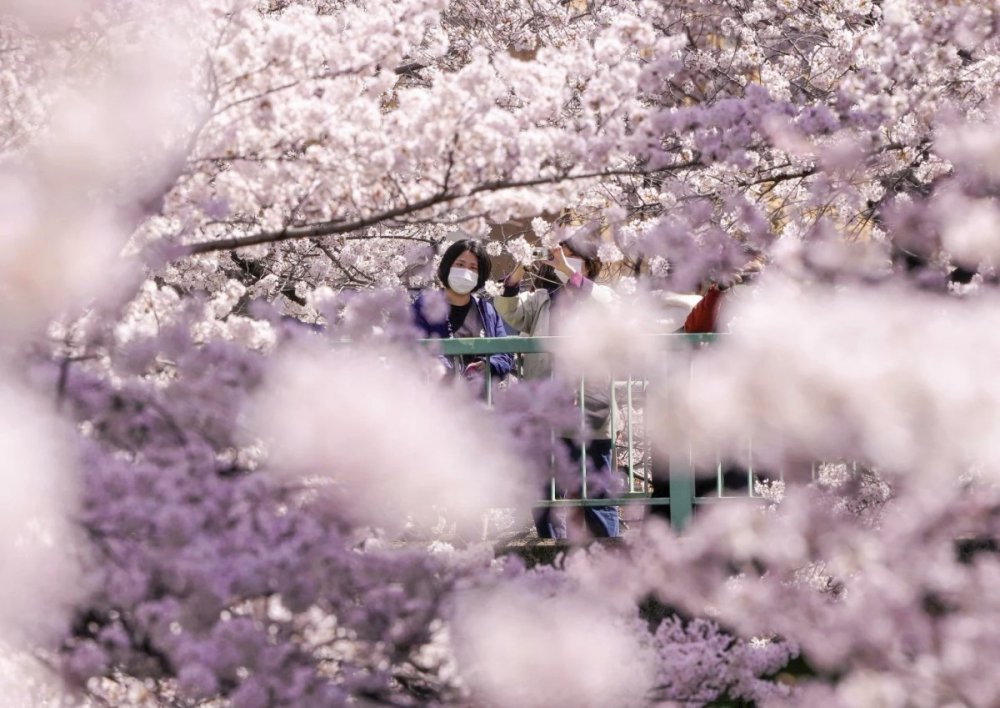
495, 238, 620, 539
413, 238, 514, 381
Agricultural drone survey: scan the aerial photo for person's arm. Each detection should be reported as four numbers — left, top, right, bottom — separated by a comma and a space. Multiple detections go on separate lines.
548, 249, 617, 304
482, 305, 514, 378
411, 294, 430, 334
411, 291, 449, 338
494, 266, 542, 332
411, 293, 457, 376
485, 354, 513, 378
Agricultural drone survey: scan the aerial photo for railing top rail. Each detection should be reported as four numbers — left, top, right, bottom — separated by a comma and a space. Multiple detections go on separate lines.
423, 333, 720, 356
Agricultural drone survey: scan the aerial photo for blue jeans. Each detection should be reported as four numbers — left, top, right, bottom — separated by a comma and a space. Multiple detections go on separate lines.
533, 438, 620, 539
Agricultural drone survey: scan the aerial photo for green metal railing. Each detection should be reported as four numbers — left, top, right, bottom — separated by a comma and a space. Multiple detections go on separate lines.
425, 334, 766, 530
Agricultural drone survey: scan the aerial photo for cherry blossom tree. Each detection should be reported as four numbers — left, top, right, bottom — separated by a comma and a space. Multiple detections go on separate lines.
3, 0, 1000, 705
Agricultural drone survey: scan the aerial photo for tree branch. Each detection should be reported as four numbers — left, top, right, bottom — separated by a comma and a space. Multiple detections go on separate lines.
176, 165, 693, 258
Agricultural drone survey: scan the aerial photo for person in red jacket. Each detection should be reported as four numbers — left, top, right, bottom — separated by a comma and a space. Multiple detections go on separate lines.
650, 262, 762, 524
683, 253, 764, 333
682, 283, 724, 333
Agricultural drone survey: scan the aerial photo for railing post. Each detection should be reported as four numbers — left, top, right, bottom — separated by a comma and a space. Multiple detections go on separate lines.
579, 375, 588, 499
669, 447, 695, 532
626, 376, 635, 493
668, 346, 695, 531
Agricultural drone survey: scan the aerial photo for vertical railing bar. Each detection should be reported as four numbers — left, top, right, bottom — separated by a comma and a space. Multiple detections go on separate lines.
550, 362, 557, 503
486, 364, 492, 407
659, 347, 666, 502
627, 375, 635, 493
747, 437, 754, 498
549, 427, 557, 502
717, 452, 723, 498
609, 373, 617, 479
669, 346, 695, 531
642, 375, 651, 492
580, 375, 588, 500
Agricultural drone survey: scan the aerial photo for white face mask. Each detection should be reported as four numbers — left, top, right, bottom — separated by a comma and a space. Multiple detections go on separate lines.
447, 266, 478, 294
555, 257, 585, 283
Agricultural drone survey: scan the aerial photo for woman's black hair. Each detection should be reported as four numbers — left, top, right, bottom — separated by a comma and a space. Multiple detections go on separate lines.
437, 239, 491, 292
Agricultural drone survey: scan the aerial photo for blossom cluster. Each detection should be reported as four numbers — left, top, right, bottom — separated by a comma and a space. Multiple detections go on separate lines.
2, 0, 1000, 706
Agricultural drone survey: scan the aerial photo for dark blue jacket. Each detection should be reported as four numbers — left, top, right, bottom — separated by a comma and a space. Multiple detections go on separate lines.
412, 292, 514, 379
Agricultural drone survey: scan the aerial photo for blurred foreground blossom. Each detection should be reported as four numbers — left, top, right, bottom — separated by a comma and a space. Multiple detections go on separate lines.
451, 581, 653, 708
0, 378, 82, 646
656, 279, 1000, 480
551, 291, 666, 381
0, 0, 204, 339
249, 344, 534, 531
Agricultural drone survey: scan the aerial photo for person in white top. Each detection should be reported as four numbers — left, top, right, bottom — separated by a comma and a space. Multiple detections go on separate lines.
495, 238, 620, 539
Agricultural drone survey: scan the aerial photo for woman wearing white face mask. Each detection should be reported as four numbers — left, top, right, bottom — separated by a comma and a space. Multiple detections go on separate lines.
412, 239, 513, 381
494, 237, 620, 539
496, 238, 617, 377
